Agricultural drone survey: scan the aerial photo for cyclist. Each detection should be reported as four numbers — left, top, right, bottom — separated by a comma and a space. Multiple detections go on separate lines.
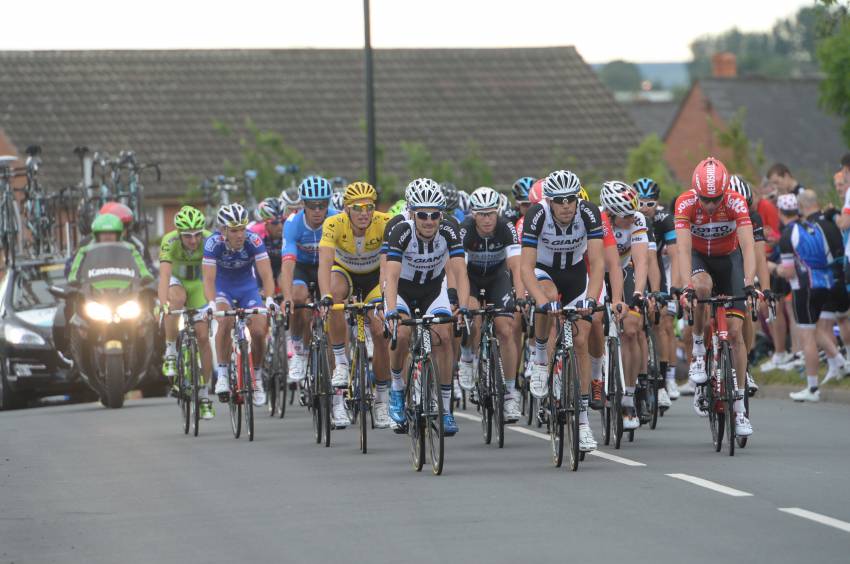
158, 206, 214, 419
318, 181, 393, 429
600, 181, 649, 429
522, 170, 605, 452
457, 190, 470, 216
280, 187, 303, 217
457, 187, 524, 421
384, 178, 469, 436
512, 176, 535, 221
280, 176, 338, 383
633, 177, 678, 405
675, 157, 756, 437
204, 203, 277, 407
440, 182, 465, 223
249, 198, 286, 286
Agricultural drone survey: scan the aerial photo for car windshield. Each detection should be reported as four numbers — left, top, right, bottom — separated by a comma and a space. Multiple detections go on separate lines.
12, 263, 66, 310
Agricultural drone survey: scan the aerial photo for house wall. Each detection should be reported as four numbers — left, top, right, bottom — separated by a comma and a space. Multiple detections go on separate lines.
664, 83, 735, 185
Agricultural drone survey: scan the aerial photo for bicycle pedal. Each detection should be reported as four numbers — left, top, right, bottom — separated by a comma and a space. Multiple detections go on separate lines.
392, 422, 407, 434
217, 392, 230, 403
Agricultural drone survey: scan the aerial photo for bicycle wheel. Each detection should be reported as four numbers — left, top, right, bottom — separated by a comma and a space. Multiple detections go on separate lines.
189, 338, 200, 437
309, 346, 322, 444
229, 358, 242, 439
705, 350, 723, 452
278, 327, 289, 419
737, 379, 749, 448
358, 343, 369, 454
267, 344, 277, 417
548, 356, 564, 468
242, 341, 254, 442
720, 342, 735, 456
407, 363, 425, 472
647, 331, 660, 429
492, 339, 506, 449
319, 337, 332, 447
478, 344, 492, 445
177, 334, 190, 435
424, 358, 444, 475
565, 351, 580, 471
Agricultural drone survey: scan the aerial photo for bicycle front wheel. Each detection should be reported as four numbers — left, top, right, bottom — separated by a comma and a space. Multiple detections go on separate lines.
492, 339, 505, 449
647, 331, 660, 430
407, 363, 425, 472
424, 358, 444, 475
357, 344, 369, 454
478, 346, 492, 445
720, 342, 735, 456
319, 336, 332, 447
177, 334, 190, 435
548, 358, 564, 467
278, 328, 289, 419
189, 339, 200, 437
242, 341, 254, 442
229, 360, 242, 439
565, 351, 580, 471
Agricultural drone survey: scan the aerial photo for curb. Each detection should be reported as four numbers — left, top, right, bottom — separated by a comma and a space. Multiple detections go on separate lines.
751, 384, 850, 406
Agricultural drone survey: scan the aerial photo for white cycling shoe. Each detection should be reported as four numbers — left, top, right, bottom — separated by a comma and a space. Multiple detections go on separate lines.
689, 356, 707, 384
215, 374, 230, 398
735, 412, 753, 436
529, 363, 549, 399
579, 424, 597, 452
288, 354, 307, 383
373, 402, 391, 429
693, 386, 708, 417
789, 387, 820, 402
331, 364, 349, 388
657, 388, 672, 408
252, 381, 266, 406
503, 397, 521, 423
458, 360, 475, 391
332, 397, 350, 428
666, 379, 680, 400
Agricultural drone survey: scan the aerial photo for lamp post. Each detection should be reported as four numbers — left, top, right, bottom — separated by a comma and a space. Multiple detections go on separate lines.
364, 0, 377, 188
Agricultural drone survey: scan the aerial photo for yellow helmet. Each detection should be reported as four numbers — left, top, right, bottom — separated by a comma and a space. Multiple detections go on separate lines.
344, 182, 377, 205
579, 187, 590, 201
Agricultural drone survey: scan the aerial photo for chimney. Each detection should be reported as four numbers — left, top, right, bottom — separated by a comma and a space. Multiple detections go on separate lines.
711, 52, 737, 78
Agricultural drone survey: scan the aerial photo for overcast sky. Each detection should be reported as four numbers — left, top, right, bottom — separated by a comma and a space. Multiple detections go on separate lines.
0, 0, 813, 62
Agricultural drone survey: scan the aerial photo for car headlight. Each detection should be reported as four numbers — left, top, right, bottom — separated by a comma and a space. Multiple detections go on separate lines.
84, 301, 113, 322
4, 324, 46, 346
116, 300, 141, 320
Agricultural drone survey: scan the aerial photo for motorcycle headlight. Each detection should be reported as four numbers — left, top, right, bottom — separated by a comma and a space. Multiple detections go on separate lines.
116, 300, 141, 320
4, 324, 46, 346
84, 301, 113, 322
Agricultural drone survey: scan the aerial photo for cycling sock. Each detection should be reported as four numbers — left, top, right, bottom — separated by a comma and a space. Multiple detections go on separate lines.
199, 387, 209, 398
375, 381, 388, 403
807, 375, 819, 391
441, 384, 452, 411
590, 355, 602, 380
734, 398, 745, 413
165, 340, 177, 357
253, 367, 263, 383
460, 346, 474, 363
535, 338, 548, 365
505, 378, 516, 395
623, 387, 635, 407
290, 335, 304, 355
391, 368, 404, 391
692, 333, 705, 356
666, 365, 677, 382
659, 361, 668, 378
579, 395, 589, 424
216, 364, 228, 379
333, 343, 347, 367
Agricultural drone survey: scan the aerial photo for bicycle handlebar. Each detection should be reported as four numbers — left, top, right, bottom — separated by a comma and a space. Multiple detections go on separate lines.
213, 307, 268, 318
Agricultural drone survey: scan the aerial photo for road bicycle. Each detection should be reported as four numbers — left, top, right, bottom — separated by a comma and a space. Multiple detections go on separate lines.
635, 293, 668, 430
168, 308, 205, 436
20, 145, 58, 258
390, 312, 459, 475
0, 155, 25, 269
264, 297, 290, 418
214, 307, 267, 442
469, 289, 509, 448
295, 298, 333, 447
601, 300, 628, 449
110, 151, 160, 244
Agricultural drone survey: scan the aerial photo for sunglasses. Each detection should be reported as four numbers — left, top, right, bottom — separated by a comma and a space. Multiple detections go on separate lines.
473, 210, 497, 217
415, 211, 442, 221
639, 200, 657, 208
180, 231, 203, 238
550, 195, 578, 205
349, 203, 375, 213
304, 201, 329, 210
699, 195, 723, 205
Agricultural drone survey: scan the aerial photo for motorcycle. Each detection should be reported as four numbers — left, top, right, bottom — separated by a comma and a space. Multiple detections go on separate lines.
50, 242, 156, 408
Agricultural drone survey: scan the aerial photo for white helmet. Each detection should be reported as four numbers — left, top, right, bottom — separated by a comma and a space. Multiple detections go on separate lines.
457, 190, 470, 213
280, 187, 301, 207
406, 178, 445, 209
498, 193, 510, 215
217, 203, 250, 228
469, 187, 500, 211
728, 174, 752, 207
544, 170, 582, 198
331, 191, 344, 211
600, 181, 638, 218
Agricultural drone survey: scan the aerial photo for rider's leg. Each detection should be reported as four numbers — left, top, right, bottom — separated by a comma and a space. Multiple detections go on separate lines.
194, 319, 213, 385
621, 313, 641, 389
434, 324, 455, 410
290, 283, 310, 356
691, 271, 712, 355
533, 280, 558, 365
495, 315, 517, 393
249, 313, 268, 376
214, 301, 234, 397
574, 318, 592, 421
458, 295, 480, 389
328, 272, 351, 384
165, 284, 187, 357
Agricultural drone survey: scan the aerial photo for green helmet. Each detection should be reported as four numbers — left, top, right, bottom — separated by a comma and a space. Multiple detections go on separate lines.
174, 205, 206, 231
388, 199, 406, 216
91, 213, 124, 234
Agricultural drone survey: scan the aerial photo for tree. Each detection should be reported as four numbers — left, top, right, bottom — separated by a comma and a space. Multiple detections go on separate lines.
598, 60, 643, 92
817, 6, 850, 146
457, 140, 493, 190
710, 108, 766, 182
624, 134, 679, 203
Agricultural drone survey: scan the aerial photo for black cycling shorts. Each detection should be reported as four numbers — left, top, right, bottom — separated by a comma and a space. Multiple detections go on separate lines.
469, 270, 515, 318
293, 262, 318, 289
792, 286, 830, 327
691, 248, 745, 314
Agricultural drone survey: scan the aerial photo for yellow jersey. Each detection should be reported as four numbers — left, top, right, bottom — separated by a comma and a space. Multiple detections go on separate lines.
320, 211, 391, 274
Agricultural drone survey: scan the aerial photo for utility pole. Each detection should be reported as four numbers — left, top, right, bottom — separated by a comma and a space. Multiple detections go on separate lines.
364, 0, 377, 188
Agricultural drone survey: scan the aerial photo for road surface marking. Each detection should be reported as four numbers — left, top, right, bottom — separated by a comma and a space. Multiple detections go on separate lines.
453, 412, 645, 467
665, 473, 753, 497
778, 508, 850, 533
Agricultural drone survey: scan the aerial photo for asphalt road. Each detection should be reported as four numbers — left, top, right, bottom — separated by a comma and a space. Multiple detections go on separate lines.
2, 394, 849, 564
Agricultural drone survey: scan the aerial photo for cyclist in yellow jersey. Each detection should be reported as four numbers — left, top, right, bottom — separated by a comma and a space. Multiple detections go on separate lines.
318, 182, 393, 429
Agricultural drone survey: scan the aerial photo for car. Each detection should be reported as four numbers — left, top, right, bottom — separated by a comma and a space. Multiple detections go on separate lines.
0, 259, 85, 409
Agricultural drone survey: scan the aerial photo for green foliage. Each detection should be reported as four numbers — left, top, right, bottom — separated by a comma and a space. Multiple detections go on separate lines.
624, 134, 678, 203
542, 147, 605, 199
400, 140, 493, 191
710, 108, 765, 182
598, 60, 643, 92
817, 17, 850, 146
458, 140, 493, 189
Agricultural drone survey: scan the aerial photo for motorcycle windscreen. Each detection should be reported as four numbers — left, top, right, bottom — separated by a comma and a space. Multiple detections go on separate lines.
74, 242, 143, 290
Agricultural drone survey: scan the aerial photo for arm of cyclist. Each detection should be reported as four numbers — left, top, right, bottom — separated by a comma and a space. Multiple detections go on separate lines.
317, 245, 335, 302
383, 260, 401, 314
631, 240, 649, 296
755, 240, 770, 293
586, 238, 604, 307
737, 224, 756, 286
448, 255, 469, 311
604, 242, 626, 317
675, 226, 693, 292
255, 256, 275, 301
647, 245, 661, 293
520, 246, 547, 308
776, 228, 796, 280
157, 260, 172, 307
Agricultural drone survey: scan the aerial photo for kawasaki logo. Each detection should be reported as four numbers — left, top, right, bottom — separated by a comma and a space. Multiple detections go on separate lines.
88, 267, 135, 278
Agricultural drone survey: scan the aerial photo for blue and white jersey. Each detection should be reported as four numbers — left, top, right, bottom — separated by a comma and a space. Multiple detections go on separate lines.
282, 208, 339, 265
203, 231, 269, 287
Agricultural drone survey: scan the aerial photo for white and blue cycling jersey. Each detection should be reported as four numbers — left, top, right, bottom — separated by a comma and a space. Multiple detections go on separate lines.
282, 208, 339, 265
203, 231, 269, 307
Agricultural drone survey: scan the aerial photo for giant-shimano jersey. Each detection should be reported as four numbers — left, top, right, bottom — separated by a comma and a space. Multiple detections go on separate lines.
522, 199, 603, 270
459, 215, 520, 278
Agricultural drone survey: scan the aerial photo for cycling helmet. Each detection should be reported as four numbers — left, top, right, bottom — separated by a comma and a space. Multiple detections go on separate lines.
255, 197, 285, 222
440, 182, 459, 211
91, 213, 124, 234
600, 181, 638, 218
174, 206, 206, 231
344, 181, 377, 205
498, 193, 510, 216
298, 175, 333, 201
330, 176, 348, 192
217, 203, 249, 228
579, 187, 590, 201
469, 187, 501, 211
388, 199, 407, 216
529, 179, 544, 204
633, 177, 660, 201
407, 178, 446, 210
728, 174, 753, 207
512, 177, 535, 202
331, 191, 344, 211
543, 170, 582, 198
457, 190, 470, 213
280, 186, 301, 207
691, 157, 729, 198
99, 202, 133, 227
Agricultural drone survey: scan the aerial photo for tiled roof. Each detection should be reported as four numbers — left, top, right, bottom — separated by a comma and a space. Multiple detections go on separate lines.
0, 48, 642, 200
623, 100, 678, 139
699, 77, 848, 184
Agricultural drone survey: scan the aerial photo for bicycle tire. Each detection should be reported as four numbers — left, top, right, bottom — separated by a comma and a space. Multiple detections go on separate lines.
309, 347, 322, 444
319, 338, 332, 447
548, 357, 564, 467
358, 343, 369, 454
647, 331, 660, 430
177, 334, 190, 435
278, 328, 289, 419
229, 359, 242, 439
721, 342, 735, 457
267, 342, 278, 417
608, 339, 625, 450
424, 358, 444, 475
492, 338, 505, 449
705, 347, 722, 452
407, 362, 425, 472
478, 344, 492, 445
565, 350, 580, 471
190, 338, 200, 437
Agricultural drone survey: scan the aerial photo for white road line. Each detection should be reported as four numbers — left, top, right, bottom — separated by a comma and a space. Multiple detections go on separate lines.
453, 412, 646, 467
778, 508, 850, 534
665, 473, 753, 497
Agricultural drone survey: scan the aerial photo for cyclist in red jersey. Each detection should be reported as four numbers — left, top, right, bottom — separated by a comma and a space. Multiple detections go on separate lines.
675, 157, 757, 437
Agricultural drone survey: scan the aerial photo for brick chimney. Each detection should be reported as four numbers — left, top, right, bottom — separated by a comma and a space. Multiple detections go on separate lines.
711, 52, 737, 78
